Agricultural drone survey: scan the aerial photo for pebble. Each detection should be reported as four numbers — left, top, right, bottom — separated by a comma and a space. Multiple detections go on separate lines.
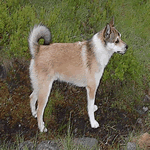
142, 106, 148, 112
127, 142, 136, 150
36, 140, 59, 150
19, 140, 34, 150
74, 137, 98, 150
143, 95, 150, 103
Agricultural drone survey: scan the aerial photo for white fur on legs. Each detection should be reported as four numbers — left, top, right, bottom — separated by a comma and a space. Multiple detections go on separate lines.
94, 105, 98, 112
30, 91, 38, 118
39, 121, 47, 132
37, 79, 53, 132
88, 100, 99, 128
37, 107, 48, 132
32, 110, 37, 118
86, 87, 99, 128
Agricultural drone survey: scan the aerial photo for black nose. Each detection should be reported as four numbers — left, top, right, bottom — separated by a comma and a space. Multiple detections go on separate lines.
125, 45, 128, 49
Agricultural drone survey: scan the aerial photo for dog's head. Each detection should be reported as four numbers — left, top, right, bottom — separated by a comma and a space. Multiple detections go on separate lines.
103, 17, 128, 54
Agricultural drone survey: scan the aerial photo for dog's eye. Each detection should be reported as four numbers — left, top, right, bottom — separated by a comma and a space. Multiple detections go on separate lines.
115, 39, 119, 44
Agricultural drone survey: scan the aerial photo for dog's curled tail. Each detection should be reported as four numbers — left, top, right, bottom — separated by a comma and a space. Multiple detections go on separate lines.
28, 24, 51, 58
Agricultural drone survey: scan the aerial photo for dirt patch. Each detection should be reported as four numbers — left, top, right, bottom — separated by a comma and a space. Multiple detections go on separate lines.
0, 59, 145, 149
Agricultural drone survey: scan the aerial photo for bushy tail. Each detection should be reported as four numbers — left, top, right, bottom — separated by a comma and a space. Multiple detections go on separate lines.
28, 24, 51, 58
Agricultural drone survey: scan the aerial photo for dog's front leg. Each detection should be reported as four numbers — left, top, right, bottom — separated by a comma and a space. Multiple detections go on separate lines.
86, 86, 99, 128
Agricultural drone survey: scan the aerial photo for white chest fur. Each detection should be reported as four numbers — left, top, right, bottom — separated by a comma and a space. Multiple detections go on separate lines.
92, 33, 114, 69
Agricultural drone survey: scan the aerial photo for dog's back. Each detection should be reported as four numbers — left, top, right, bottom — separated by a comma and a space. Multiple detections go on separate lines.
35, 42, 88, 86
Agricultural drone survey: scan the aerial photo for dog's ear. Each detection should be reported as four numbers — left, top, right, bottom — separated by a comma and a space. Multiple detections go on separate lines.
109, 17, 114, 27
103, 23, 111, 39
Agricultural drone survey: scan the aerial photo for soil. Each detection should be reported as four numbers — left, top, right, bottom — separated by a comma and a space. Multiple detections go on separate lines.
0, 59, 144, 149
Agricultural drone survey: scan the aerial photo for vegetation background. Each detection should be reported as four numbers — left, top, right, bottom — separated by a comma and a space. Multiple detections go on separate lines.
0, 0, 150, 149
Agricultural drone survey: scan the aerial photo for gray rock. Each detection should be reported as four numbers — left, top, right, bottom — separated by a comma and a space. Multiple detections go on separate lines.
143, 95, 150, 103
74, 137, 98, 149
36, 140, 59, 150
142, 106, 148, 112
127, 142, 136, 150
19, 140, 35, 150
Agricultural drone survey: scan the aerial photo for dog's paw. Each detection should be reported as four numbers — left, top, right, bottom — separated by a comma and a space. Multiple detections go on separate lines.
94, 105, 98, 112
39, 123, 48, 132
91, 120, 99, 128
32, 110, 37, 118
43, 127, 48, 132
40, 127, 48, 132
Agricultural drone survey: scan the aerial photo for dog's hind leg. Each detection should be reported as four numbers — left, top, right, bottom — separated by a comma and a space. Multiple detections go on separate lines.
30, 91, 38, 118
29, 59, 39, 118
37, 77, 54, 132
86, 84, 99, 128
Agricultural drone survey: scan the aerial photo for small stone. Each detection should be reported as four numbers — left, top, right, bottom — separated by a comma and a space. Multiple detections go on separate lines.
127, 142, 136, 150
137, 118, 143, 124
36, 140, 59, 150
143, 95, 150, 103
19, 140, 35, 150
142, 106, 148, 112
74, 137, 98, 149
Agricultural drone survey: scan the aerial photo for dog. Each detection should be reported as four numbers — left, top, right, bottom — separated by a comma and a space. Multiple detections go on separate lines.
28, 18, 128, 132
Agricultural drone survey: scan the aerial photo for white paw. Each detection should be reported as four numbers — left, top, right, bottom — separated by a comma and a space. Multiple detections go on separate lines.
43, 127, 48, 132
94, 105, 98, 112
91, 120, 99, 128
39, 124, 48, 132
32, 110, 37, 118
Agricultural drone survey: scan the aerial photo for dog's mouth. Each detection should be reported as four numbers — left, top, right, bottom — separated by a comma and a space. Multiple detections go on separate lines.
117, 45, 128, 55
117, 51, 126, 55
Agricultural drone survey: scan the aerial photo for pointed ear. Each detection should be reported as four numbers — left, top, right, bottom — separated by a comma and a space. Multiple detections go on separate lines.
103, 23, 111, 39
109, 16, 114, 27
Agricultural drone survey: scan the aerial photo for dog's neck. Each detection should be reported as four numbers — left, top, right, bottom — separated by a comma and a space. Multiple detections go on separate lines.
92, 33, 114, 68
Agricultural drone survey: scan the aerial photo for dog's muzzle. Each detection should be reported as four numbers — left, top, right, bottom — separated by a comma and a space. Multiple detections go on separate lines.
117, 44, 128, 55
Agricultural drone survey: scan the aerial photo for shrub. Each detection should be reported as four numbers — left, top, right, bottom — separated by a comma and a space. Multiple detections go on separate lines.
0, 0, 39, 58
